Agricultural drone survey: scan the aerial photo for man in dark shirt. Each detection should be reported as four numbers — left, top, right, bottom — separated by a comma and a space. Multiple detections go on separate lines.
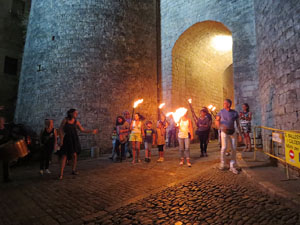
215, 99, 242, 174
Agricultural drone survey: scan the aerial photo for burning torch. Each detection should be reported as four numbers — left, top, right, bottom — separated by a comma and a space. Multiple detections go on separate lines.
166, 107, 188, 126
208, 105, 217, 118
158, 103, 165, 120
132, 99, 144, 120
188, 99, 198, 124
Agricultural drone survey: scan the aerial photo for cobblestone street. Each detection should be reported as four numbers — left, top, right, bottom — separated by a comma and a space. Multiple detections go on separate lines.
97, 168, 300, 225
0, 142, 299, 225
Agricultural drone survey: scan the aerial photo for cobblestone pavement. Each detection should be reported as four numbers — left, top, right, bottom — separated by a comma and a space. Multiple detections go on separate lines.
95, 169, 300, 225
0, 142, 299, 225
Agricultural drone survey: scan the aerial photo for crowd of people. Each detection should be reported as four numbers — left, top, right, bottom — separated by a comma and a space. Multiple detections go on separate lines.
0, 99, 253, 182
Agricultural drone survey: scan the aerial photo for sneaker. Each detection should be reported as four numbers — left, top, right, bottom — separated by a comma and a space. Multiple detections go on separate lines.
219, 165, 226, 171
157, 157, 162, 162
39, 170, 44, 175
160, 158, 164, 162
225, 152, 230, 156
45, 169, 51, 174
145, 158, 149, 162
229, 167, 239, 174
148, 158, 151, 162
200, 153, 204, 157
204, 153, 208, 157
179, 161, 184, 166
187, 162, 192, 167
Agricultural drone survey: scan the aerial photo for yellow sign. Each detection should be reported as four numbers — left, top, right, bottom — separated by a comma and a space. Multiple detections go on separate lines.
285, 131, 300, 168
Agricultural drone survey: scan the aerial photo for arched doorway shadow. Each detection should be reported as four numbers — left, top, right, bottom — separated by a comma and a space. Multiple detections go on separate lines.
171, 21, 234, 114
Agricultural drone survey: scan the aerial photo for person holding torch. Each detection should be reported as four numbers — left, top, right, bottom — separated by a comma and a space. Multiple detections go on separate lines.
129, 113, 144, 164
178, 111, 194, 167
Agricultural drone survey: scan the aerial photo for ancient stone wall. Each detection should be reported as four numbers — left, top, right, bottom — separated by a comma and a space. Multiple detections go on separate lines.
254, 0, 300, 130
172, 21, 233, 116
161, 0, 260, 124
15, 0, 157, 151
222, 64, 234, 108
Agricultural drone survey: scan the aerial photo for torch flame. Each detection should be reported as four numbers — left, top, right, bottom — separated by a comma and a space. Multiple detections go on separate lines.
159, 103, 165, 109
188, 99, 192, 104
212, 106, 216, 111
173, 107, 188, 124
208, 105, 213, 110
133, 99, 144, 108
166, 112, 173, 117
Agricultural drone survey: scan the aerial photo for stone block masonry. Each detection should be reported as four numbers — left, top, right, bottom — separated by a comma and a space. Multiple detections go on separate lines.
15, 0, 158, 151
161, 0, 261, 125
254, 0, 300, 130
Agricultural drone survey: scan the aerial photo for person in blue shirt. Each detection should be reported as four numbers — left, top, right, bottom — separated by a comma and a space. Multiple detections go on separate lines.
215, 99, 242, 174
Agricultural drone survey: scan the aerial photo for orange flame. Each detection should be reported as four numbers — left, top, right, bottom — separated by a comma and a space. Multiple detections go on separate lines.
172, 107, 188, 124
159, 103, 165, 109
188, 99, 192, 104
133, 99, 143, 108
166, 112, 173, 117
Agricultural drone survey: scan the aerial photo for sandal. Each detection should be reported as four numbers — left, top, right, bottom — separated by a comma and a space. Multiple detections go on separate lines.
72, 170, 79, 175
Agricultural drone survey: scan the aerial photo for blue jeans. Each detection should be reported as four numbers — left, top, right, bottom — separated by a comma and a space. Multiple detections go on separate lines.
125, 141, 132, 157
220, 131, 237, 168
178, 138, 190, 159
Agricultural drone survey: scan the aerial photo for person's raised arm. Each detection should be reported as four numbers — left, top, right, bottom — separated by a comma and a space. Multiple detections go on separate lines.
76, 121, 98, 134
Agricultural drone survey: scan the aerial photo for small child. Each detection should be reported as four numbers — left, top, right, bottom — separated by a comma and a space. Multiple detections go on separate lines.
110, 127, 117, 160
156, 121, 166, 162
40, 119, 57, 175
144, 121, 155, 162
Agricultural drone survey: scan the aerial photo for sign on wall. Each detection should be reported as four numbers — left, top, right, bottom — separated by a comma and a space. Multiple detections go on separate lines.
272, 132, 283, 143
285, 131, 300, 169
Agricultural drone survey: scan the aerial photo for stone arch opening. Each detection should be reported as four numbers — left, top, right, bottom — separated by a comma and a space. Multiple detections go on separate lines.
171, 20, 233, 112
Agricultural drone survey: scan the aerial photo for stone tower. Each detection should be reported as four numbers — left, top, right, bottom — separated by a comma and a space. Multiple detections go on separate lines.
15, 0, 158, 150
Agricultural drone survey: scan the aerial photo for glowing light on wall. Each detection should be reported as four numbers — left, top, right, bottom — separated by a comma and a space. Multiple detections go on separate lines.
211, 35, 232, 52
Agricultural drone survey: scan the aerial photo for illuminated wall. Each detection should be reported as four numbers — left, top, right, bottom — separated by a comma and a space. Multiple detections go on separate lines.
161, 0, 260, 125
171, 21, 233, 116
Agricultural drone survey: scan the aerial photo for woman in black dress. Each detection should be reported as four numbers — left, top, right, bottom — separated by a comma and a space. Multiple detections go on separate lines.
59, 109, 98, 180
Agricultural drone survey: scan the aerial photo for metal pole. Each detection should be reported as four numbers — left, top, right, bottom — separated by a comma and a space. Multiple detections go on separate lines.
254, 127, 257, 161
286, 163, 290, 180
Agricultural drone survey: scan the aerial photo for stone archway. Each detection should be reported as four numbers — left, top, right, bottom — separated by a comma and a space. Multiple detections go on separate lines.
171, 21, 233, 113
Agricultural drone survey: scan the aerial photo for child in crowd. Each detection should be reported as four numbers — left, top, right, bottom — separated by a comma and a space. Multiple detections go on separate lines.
144, 121, 155, 162
40, 119, 57, 175
156, 121, 166, 162
109, 127, 117, 160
